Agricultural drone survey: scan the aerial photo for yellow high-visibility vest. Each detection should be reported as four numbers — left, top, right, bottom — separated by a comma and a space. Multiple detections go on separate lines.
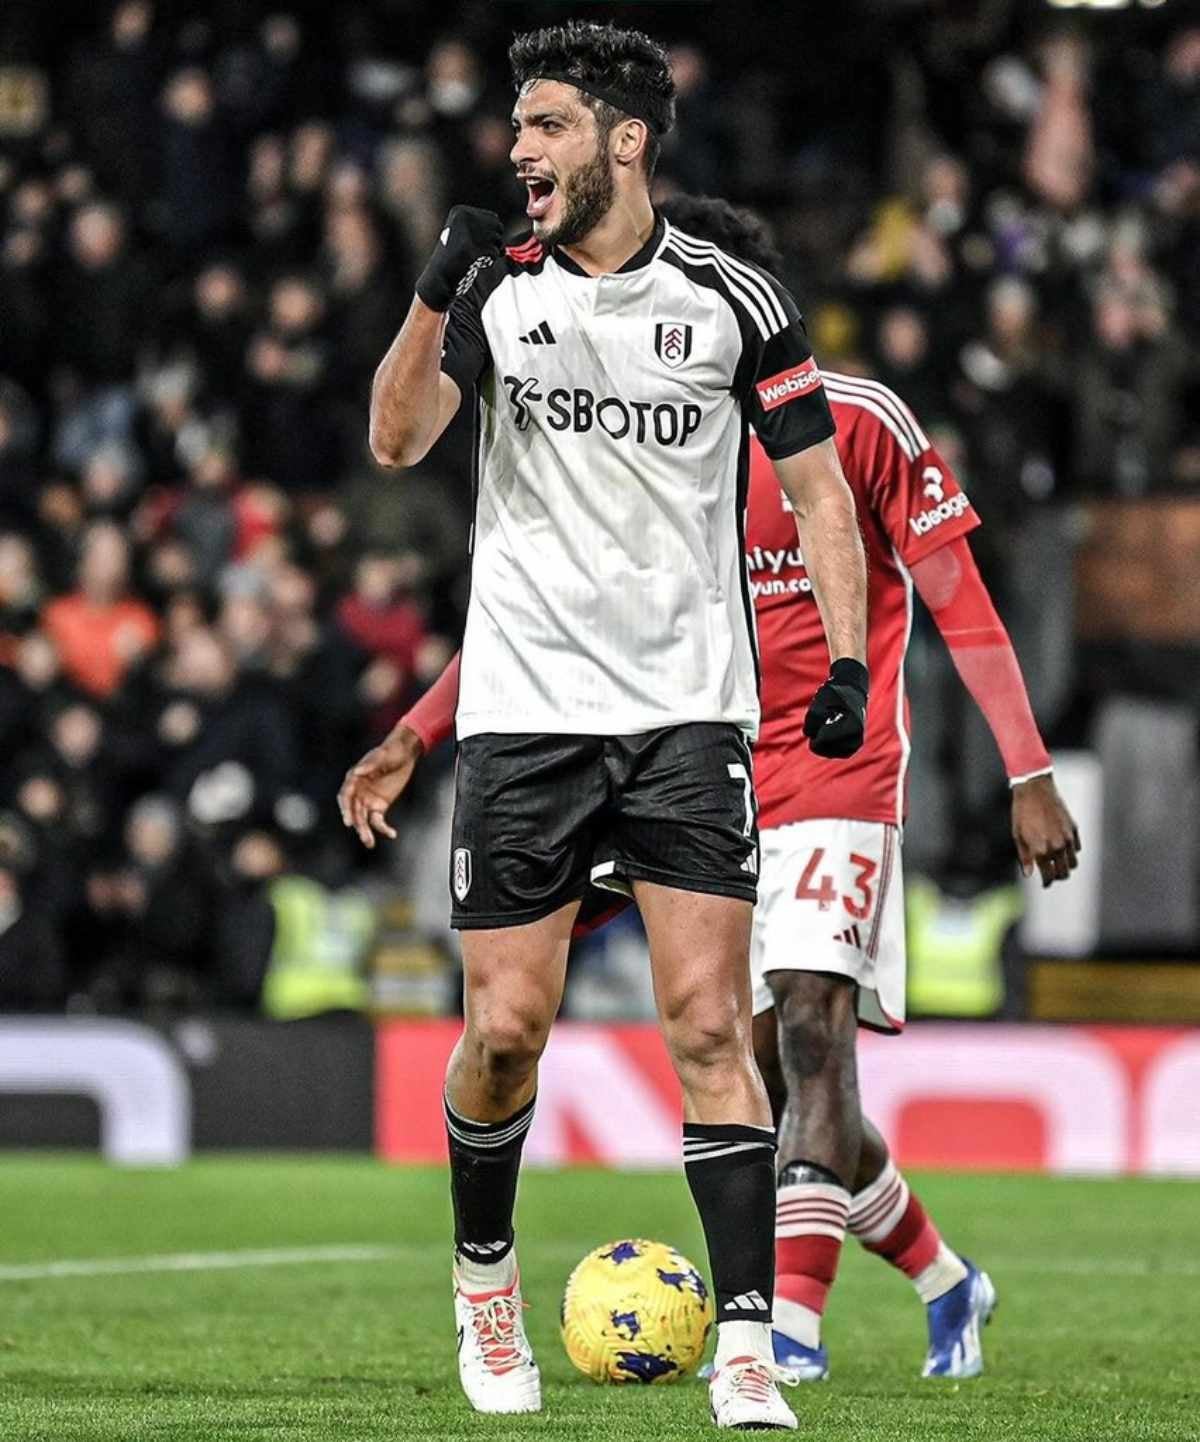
906, 876, 1023, 1018
261, 876, 373, 1020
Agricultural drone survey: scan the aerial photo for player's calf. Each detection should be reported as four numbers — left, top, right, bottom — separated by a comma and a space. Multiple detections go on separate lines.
764, 972, 861, 1379
642, 886, 781, 1393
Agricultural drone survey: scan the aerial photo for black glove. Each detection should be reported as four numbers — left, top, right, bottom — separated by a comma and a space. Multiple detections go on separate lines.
804, 657, 869, 759
416, 205, 504, 312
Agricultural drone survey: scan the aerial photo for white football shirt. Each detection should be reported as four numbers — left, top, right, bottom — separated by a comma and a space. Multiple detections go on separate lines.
440, 215, 833, 740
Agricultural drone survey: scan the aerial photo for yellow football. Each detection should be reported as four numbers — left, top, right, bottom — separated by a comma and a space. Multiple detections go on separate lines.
560, 1238, 714, 1384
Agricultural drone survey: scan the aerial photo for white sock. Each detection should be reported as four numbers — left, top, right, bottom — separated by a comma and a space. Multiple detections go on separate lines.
772, 1296, 821, 1349
714, 1319, 773, 1369
913, 1242, 968, 1305
456, 1246, 517, 1292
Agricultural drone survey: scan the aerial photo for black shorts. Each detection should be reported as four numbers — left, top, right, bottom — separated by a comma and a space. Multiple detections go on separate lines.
450, 724, 759, 930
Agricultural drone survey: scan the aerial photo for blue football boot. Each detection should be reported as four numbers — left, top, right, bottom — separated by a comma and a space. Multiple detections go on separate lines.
771, 1329, 830, 1382
698, 1331, 827, 1386
922, 1260, 997, 1379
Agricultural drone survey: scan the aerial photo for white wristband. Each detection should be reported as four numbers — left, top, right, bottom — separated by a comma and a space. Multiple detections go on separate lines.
1008, 766, 1054, 789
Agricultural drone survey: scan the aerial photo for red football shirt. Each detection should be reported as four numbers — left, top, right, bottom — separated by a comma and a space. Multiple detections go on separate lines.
749, 371, 980, 830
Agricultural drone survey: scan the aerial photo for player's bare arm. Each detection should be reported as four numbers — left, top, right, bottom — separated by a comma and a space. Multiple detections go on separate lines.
772, 438, 866, 666
369, 205, 503, 467
368, 304, 461, 468
773, 437, 869, 758
909, 535, 1080, 887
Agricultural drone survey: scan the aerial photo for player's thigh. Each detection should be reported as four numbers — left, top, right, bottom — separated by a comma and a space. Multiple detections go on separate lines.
451, 732, 607, 931
634, 879, 755, 1045
752, 817, 897, 1013
460, 898, 580, 1048
599, 723, 759, 904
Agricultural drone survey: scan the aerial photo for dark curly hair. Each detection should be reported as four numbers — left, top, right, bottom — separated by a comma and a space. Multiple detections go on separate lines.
509, 21, 675, 176
659, 194, 784, 278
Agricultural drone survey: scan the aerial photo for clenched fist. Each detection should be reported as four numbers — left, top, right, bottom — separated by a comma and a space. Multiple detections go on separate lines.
415, 205, 504, 312
804, 657, 869, 759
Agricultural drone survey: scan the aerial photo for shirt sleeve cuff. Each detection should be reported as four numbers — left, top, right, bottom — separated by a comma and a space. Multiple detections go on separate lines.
1008, 765, 1054, 788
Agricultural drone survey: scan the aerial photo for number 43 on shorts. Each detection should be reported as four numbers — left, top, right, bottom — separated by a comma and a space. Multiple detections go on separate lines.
795, 847, 877, 918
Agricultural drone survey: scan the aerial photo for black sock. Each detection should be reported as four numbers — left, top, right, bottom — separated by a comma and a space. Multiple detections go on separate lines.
683, 1122, 777, 1323
444, 1092, 536, 1264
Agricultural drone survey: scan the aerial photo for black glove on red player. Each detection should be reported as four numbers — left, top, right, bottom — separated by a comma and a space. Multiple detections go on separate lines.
416, 205, 504, 312
804, 657, 869, 759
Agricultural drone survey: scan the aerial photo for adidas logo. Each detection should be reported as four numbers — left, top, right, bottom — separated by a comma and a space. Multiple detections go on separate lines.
459, 1240, 508, 1256
724, 1290, 768, 1313
519, 320, 556, 345
835, 923, 864, 949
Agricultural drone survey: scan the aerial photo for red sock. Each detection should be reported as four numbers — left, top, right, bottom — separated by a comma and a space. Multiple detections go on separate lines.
847, 1159, 966, 1302
773, 1181, 849, 1345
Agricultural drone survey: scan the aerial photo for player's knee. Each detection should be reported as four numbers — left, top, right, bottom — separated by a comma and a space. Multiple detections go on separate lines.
466, 1004, 551, 1081
661, 996, 743, 1079
769, 972, 855, 1082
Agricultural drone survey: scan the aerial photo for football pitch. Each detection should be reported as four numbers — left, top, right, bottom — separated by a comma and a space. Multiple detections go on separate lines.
0, 1160, 1194, 1442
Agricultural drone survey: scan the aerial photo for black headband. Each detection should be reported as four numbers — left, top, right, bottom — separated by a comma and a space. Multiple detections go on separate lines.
530, 72, 664, 134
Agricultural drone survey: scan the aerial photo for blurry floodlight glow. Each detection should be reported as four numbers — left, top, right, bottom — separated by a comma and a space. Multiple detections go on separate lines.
1046, 0, 1169, 8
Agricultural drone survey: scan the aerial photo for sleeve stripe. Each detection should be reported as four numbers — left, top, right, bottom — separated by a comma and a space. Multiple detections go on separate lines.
669, 232, 790, 334
664, 236, 773, 340
665, 233, 787, 341
823, 379, 920, 462
824, 371, 929, 456
849, 374, 930, 452
666, 230, 789, 334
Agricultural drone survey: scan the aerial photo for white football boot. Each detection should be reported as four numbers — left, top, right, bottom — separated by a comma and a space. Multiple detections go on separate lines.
709, 1355, 799, 1430
453, 1259, 541, 1414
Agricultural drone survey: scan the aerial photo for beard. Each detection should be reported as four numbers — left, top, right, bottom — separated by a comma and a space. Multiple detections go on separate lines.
536, 145, 616, 249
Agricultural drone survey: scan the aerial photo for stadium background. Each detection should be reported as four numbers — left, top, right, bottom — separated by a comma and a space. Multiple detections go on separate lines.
0, 4, 1197, 1438
0, 2, 1194, 1442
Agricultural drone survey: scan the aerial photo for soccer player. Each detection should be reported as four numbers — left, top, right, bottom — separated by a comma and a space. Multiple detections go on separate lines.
345, 192, 1079, 1388
362, 24, 868, 1429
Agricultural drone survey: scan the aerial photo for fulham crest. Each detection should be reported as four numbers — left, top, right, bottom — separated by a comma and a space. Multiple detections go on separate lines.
655, 322, 693, 369
452, 847, 472, 902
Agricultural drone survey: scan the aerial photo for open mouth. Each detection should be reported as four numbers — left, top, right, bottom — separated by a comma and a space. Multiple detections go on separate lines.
524, 175, 557, 221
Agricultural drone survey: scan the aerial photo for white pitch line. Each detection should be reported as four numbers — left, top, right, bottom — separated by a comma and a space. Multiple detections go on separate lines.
0, 1244, 1192, 1285
0, 1244, 409, 1283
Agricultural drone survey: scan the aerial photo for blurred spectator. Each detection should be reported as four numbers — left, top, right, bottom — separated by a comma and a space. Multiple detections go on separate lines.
0, 533, 43, 645
87, 794, 215, 1009
41, 521, 158, 698
266, 562, 367, 802
155, 68, 237, 265
1073, 272, 1189, 496
0, 383, 39, 515
1146, 27, 1200, 174
954, 276, 1061, 520
323, 206, 405, 406
211, 828, 285, 1007
182, 262, 253, 409
55, 202, 151, 390
0, 228, 49, 398
1025, 34, 1094, 214
149, 624, 298, 821
336, 552, 428, 736
0, 863, 67, 1012
242, 273, 338, 493
64, 1, 159, 215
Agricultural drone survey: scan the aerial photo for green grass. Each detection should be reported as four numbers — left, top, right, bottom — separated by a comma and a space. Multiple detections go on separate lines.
0, 1159, 1195, 1441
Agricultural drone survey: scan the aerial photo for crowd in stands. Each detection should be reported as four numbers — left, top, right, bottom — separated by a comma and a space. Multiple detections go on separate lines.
0, 0, 1195, 1010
